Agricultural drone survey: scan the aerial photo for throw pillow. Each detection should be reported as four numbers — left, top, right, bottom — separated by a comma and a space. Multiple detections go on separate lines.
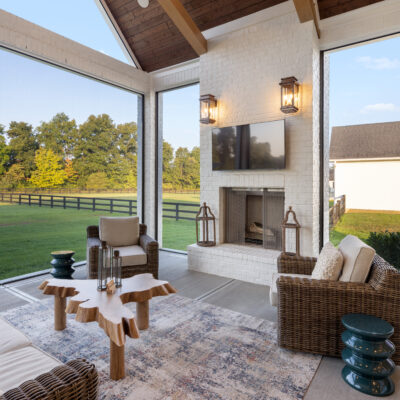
312, 242, 343, 280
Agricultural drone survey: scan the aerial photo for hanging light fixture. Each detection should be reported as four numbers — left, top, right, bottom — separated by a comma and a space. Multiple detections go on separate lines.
138, 0, 149, 8
279, 77, 300, 114
200, 94, 218, 124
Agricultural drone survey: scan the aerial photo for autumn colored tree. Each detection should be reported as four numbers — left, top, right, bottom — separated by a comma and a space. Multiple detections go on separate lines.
30, 148, 67, 188
0, 164, 26, 189
64, 158, 79, 186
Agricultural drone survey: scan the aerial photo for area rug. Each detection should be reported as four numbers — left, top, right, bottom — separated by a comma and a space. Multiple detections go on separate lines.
1, 295, 321, 399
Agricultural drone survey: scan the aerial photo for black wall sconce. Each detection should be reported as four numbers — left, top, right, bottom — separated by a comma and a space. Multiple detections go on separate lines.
280, 77, 299, 114
200, 94, 217, 124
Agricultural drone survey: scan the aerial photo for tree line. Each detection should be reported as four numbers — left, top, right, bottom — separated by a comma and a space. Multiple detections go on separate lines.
0, 113, 200, 190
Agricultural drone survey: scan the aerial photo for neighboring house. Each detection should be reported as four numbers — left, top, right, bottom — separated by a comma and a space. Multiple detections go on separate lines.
330, 121, 400, 211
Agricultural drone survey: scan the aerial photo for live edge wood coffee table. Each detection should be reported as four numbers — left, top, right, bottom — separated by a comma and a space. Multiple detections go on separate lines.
39, 273, 176, 380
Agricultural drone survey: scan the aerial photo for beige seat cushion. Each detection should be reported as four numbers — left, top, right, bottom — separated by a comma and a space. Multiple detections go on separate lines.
0, 345, 61, 394
269, 273, 311, 307
312, 242, 343, 281
113, 245, 147, 267
0, 317, 31, 355
339, 235, 375, 283
100, 216, 139, 247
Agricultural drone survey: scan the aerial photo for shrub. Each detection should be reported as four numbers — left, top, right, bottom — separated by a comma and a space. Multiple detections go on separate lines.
366, 231, 400, 271
85, 172, 111, 189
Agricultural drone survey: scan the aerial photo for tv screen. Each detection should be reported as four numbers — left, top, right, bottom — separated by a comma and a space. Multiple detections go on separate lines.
212, 120, 285, 170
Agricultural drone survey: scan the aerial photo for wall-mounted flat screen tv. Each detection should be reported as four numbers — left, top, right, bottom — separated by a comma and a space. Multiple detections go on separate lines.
212, 120, 285, 170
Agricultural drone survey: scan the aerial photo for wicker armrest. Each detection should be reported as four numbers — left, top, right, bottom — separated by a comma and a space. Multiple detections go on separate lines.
0, 359, 98, 400
140, 234, 158, 253
277, 253, 317, 275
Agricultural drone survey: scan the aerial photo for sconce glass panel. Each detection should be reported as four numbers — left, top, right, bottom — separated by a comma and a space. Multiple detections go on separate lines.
200, 94, 217, 124
280, 77, 299, 114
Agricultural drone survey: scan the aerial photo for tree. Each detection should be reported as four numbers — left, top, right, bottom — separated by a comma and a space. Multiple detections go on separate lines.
0, 164, 26, 189
7, 121, 38, 177
0, 127, 10, 175
30, 148, 67, 188
37, 113, 77, 158
86, 172, 110, 189
64, 158, 78, 186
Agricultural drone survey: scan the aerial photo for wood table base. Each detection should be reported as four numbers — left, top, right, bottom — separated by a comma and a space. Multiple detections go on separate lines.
110, 340, 125, 380
54, 295, 66, 331
136, 300, 149, 330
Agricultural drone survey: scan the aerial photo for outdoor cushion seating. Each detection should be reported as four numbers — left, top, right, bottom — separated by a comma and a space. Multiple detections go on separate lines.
274, 251, 400, 365
311, 241, 343, 280
0, 317, 98, 400
87, 220, 158, 279
338, 234, 375, 282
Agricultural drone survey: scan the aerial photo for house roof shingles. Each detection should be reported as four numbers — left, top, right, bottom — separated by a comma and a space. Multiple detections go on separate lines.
330, 121, 400, 160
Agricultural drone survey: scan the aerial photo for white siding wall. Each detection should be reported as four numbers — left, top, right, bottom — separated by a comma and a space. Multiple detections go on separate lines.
335, 160, 400, 211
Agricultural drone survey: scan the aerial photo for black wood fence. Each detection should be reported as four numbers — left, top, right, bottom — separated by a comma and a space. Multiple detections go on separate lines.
0, 192, 199, 221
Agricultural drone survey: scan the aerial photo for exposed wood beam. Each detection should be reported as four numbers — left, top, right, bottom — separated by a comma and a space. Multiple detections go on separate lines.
292, 0, 321, 38
95, 0, 142, 69
157, 0, 207, 56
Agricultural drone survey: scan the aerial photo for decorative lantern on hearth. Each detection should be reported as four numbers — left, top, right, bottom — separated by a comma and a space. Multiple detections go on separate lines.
280, 77, 299, 114
281, 206, 301, 256
196, 202, 216, 247
97, 241, 110, 291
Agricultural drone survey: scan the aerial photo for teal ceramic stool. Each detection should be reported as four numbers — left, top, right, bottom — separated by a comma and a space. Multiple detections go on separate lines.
341, 313, 395, 397
50, 250, 75, 279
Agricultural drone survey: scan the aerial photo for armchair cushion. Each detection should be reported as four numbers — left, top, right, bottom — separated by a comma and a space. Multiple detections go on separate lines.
99, 216, 139, 247
311, 242, 343, 281
339, 235, 375, 283
0, 345, 61, 394
0, 318, 31, 355
113, 245, 147, 267
269, 273, 311, 306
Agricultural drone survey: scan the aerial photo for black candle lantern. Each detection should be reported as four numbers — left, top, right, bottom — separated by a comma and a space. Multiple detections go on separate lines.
200, 94, 217, 124
280, 77, 299, 114
113, 250, 122, 288
97, 241, 109, 291
196, 202, 216, 247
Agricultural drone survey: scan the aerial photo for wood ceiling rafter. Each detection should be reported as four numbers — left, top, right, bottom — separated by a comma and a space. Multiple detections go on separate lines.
317, 0, 385, 20
292, 0, 320, 38
157, 0, 207, 56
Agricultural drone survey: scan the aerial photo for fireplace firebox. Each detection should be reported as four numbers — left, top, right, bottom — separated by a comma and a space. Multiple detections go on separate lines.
224, 188, 284, 250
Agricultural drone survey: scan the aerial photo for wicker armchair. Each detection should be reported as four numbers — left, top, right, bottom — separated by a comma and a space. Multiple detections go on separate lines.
276, 253, 400, 365
0, 359, 98, 400
87, 223, 158, 279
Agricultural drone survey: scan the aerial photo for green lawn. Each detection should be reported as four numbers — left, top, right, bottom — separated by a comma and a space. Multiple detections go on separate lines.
330, 212, 400, 246
0, 199, 197, 280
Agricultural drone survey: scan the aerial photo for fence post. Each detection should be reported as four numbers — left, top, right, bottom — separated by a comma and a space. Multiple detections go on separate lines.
110, 199, 113, 214
77, 197, 80, 210
19, 194, 21, 205
176, 203, 179, 221
129, 200, 133, 215
93, 198, 95, 212
51, 196, 53, 208
39, 195, 42, 207
28, 194, 31, 206
63, 197, 66, 209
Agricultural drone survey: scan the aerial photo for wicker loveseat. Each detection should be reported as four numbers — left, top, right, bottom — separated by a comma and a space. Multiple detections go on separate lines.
276, 253, 400, 365
87, 223, 158, 279
0, 317, 98, 400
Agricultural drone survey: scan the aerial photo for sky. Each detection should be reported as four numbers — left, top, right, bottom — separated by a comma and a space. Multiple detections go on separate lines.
329, 36, 400, 132
0, 1, 399, 151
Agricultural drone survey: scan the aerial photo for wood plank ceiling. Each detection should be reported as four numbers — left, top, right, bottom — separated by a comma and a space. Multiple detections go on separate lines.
105, 0, 286, 71
317, 0, 385, 20
105, 0, 387, 72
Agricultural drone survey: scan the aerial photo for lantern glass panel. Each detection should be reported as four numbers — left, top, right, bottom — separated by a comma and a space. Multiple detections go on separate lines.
113, 250, 122, 288
200, 100, 209, 121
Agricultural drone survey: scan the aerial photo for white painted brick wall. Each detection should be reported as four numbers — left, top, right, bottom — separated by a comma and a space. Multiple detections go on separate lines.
198, 11, 319, 259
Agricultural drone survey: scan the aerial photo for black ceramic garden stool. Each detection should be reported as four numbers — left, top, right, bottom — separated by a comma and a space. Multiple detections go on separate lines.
341, 313, 395, 397
50, 250, 75, 279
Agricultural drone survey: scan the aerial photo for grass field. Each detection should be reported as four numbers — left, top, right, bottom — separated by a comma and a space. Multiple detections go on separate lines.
0, 192, 198, 280
330, 211, 400, 246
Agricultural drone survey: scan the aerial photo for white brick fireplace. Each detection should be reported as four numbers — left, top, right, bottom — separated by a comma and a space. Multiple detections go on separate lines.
188, 4, 321, 286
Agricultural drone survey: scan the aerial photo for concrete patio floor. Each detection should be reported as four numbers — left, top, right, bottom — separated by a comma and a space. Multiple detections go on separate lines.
1, 250, 399, 399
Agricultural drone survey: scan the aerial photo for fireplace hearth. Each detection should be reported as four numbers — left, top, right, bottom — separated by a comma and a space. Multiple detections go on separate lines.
224, 188, 284, 250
